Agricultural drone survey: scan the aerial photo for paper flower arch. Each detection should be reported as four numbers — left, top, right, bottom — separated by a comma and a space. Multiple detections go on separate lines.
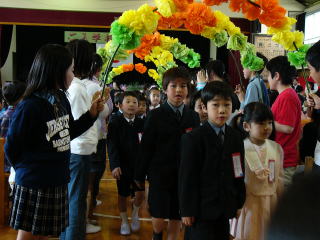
98, 0, 309, 91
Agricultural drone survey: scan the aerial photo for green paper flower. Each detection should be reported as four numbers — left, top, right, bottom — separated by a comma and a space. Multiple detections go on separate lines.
212, 30, 228, 47
287, 44, 311, 68
170, 42, 201, 68
106, 71, 117, 84
227, 33, 248, 51
241, 52, 264, 72
110, 21, 141, 50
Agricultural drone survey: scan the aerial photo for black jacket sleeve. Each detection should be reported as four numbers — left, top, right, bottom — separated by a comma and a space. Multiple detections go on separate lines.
179, 133, 201, 217
107, 118, 121, 171
134, 111, 157, 181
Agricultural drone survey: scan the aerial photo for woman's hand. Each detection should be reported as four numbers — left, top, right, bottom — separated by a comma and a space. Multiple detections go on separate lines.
308, 93, 320, 109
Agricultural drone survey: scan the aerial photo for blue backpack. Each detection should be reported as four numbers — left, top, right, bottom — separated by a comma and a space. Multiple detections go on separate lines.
252, 76, 270, 107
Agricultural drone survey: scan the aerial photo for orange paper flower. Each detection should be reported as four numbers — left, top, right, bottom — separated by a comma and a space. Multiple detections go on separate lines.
229, 0, 244, 12
173, 0, 193, 11
135, 63, 147, 74
202, 0, 228, 6
157, 12, 185, 29
123, 64, 134, 72
242, 1, 261, 20
184, 3, 216, 34
129, 32, 161, 60
259, 0, 287, 28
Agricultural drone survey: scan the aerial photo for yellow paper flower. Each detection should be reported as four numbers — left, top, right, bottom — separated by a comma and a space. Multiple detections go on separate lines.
159, 34, 178, 50
201, 26, 220, 39
137, 4, 160, 34
213, 10, 230, 31
112, 65, 124, 75
148, 69, 160, 80
155, 0, 176, 17
145, 46, 174, 67
225, 21, 241, 36
267, 17, 297, 35
272, 31, 304, 51
118, 4, 160, 36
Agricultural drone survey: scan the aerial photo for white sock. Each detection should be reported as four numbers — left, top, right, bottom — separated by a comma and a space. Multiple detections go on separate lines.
120, 212, 128, 224
132, 204, 140, 219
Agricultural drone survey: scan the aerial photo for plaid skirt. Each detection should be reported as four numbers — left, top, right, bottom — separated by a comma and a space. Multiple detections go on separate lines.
10, 184, 68, 236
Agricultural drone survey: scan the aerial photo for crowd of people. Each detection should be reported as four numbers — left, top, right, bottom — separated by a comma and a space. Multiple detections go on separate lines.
1, 39, 320, 240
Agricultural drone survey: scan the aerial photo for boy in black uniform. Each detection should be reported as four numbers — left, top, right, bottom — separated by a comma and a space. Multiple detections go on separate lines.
135, 67, 200, 240
107, 91, 145, 236
179, 81, 246, 240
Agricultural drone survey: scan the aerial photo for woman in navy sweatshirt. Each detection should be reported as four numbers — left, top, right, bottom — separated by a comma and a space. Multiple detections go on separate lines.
5, 44, 104, 240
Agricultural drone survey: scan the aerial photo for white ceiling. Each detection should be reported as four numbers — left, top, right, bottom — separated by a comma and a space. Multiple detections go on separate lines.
0, 0, 306, 16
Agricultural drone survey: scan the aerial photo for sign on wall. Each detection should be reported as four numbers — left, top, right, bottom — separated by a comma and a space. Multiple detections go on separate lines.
64, 31, 111, 44
253, 34, 286, 80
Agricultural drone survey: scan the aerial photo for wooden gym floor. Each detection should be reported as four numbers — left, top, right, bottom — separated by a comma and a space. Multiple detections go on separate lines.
0, 170, 185, 240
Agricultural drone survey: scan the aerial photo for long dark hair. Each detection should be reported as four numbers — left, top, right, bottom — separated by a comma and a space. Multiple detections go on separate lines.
24, 44, 73, 98
89, 53, 103, 80
66, 39, 94, 79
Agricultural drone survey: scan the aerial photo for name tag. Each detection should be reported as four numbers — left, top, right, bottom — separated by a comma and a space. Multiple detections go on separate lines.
185, 128, 193, 133
232, 153, 244, 178
268, 160, 275, 182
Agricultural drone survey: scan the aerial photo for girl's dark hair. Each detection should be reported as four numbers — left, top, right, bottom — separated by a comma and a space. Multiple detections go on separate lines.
190, 90, 202, 110
2, 81, 26, 105
306, 40, 320, 72
205, 60, 228, 82
231, 102, 275, 140
266, 56, 297, 85
89, 53, 103, 80
162, 67, 191, 90
66, 39, 94, 79
24, 44, 73, 97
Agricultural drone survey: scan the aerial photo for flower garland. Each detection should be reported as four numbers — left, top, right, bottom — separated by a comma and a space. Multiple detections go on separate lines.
107, 63, 149, 83
155, 1, 262, 71
129, 32, 201, 68
102, 0, 307, 90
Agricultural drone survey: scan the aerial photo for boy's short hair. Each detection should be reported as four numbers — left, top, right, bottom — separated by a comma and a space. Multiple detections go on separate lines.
119, 91, 138, 104
266, 56, 297, 85
2, 81, 26, 105
162, 67, 191, 91
256, 52, 268, 75
201, 81, 233, 106
306, 40, 320, 72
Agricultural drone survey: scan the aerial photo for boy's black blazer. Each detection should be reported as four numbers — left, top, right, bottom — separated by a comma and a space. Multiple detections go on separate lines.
179, 121, 246, 220
107, 114, 144, 178
135, 102, 200, 189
